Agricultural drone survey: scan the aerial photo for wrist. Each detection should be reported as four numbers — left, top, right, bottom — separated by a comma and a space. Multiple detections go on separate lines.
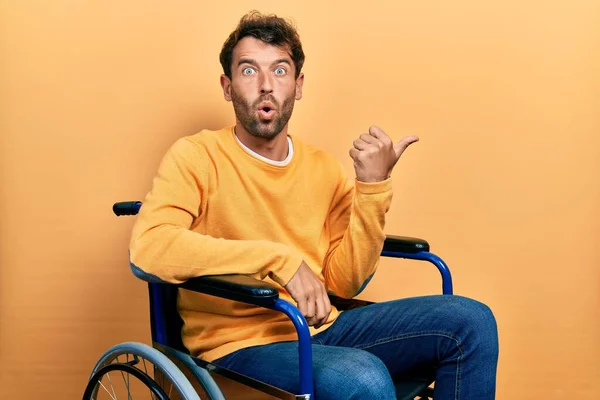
356, 173, 390, 183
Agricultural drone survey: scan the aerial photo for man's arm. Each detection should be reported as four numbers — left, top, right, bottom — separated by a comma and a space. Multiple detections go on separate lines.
321, 176, 391, 298
129, 138, 303, 287
323, 126, 419, 298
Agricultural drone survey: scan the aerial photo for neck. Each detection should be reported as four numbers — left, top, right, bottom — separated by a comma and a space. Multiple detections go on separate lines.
234, 124, 289, 161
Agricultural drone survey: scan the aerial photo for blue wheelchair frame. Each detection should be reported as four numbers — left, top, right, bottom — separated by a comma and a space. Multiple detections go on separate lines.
114, 201, 453, 399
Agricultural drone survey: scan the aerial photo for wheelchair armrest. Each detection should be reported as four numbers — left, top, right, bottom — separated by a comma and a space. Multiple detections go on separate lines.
179, 274, 279, 307
384, 235, 429, 253
382, 235, 454, 295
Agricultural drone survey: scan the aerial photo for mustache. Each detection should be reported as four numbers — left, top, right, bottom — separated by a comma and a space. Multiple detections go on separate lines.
254, 95, 279, 109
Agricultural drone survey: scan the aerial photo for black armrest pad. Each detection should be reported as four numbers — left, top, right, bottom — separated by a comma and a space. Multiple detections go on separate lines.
384, 235, 430, 253
179, 274, 279, 307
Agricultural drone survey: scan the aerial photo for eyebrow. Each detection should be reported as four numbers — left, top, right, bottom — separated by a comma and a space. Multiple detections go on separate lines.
237, 58, 292, 68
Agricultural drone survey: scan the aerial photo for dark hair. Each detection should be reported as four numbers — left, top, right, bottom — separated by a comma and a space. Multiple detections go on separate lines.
219, 11, 305, 79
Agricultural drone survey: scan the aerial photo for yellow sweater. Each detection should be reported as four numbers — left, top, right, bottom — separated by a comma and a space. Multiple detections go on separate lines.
129, 126, 393, 362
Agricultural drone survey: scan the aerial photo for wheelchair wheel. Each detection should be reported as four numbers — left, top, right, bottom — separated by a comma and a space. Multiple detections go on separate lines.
83, 342, 201, 400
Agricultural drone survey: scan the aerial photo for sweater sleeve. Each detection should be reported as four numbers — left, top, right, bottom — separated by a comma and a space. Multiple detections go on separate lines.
128, 137, 303, 286
322, 165, 393, 298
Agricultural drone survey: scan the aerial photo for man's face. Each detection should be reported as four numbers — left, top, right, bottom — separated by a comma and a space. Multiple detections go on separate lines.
221, 36, 304, 139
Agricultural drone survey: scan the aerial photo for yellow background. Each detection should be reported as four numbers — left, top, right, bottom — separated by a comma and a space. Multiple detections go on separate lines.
1, 1, 599, 398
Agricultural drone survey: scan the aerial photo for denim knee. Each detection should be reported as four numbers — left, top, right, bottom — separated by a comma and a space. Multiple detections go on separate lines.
315, 349, 396, 400
450, 296, 499, 358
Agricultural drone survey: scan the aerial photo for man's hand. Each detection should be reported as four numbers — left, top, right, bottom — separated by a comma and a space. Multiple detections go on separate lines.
284, 261, 331, 328
349, 125, 419, 182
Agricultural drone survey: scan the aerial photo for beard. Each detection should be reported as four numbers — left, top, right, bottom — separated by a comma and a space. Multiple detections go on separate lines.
230, 88, 296, 140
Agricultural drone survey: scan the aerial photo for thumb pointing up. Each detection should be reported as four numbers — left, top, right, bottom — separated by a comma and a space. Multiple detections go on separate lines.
393, 135, 420, 159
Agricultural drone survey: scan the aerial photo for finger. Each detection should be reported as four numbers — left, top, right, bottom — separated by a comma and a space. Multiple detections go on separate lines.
296, 295, 308, 321
368, 126, 392, 144
349, 148, 360, 160
353, 139, 369, 151
393, 135, 420, 158
307, 296, 324, 328
323, 291, 331, 316
359, 133, 378, 145
305, 292, 315, 322
313, 293, 326, 328
315, 292, 332, 329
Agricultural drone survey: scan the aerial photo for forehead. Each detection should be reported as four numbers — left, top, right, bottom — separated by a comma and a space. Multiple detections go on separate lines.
232, 36, 293, 65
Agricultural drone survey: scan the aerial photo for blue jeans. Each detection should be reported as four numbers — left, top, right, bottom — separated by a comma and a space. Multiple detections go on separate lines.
214, 295, 498, 399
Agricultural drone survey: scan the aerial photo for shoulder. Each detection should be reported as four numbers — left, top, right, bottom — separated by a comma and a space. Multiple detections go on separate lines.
167, 126, 234, 160
293, 136, 350, 184
178, 126, 232, 150
294, 137, 344, 169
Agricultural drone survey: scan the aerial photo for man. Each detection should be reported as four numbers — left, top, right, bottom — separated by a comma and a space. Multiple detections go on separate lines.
129, 10, 498, 399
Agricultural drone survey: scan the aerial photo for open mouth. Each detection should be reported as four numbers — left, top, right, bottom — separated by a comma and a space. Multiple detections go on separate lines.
258, 106, 275, 118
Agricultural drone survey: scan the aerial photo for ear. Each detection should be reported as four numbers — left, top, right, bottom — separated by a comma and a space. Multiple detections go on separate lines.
295, 72, 304, 100
220, 74, 232, 102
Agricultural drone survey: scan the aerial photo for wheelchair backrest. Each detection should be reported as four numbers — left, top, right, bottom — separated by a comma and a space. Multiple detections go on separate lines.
148, 282, 188, 353
113, 202, 189, 353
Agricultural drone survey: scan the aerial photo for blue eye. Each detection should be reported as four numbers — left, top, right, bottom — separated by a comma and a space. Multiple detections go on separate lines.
242, 67, 255, 75
274, 67, 286, 75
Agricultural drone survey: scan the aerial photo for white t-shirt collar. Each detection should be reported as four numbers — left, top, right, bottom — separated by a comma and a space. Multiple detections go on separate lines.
234, 134, 294, 166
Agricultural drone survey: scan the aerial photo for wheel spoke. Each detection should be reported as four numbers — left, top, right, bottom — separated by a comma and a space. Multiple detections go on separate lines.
106, 372, 118, 400
116, 355, 130, 395
127, 353, 132, 400
142, 358, 149, 376
116, 355, 132, 398
98, 379, 118, 400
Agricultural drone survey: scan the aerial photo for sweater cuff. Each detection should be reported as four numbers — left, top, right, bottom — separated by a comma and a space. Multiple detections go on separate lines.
354, 177, 392, 194
269, 248, 304, 287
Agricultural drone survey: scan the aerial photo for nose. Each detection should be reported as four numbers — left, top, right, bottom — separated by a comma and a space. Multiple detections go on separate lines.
259, 73, 274, 94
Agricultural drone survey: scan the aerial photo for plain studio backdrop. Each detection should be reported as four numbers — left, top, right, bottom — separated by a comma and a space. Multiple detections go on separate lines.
1, 1, 599, 398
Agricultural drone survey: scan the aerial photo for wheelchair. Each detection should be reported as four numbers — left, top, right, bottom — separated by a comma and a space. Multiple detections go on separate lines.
83, 201, 454, 400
